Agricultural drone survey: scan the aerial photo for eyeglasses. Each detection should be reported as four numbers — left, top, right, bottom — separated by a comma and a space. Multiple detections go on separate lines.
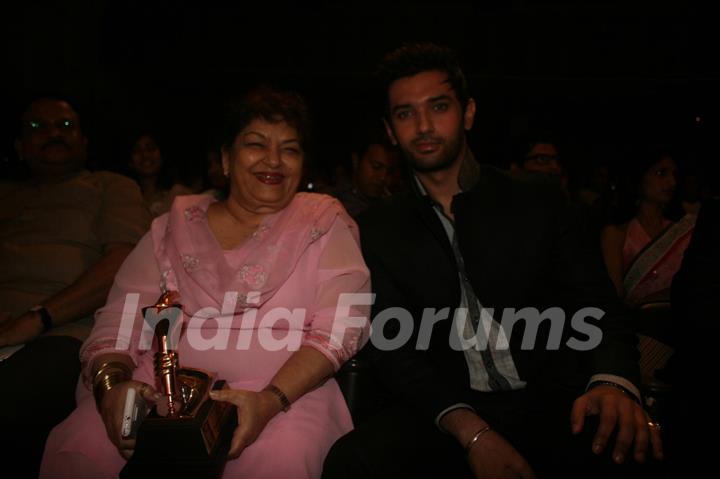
23, 118, 76, 132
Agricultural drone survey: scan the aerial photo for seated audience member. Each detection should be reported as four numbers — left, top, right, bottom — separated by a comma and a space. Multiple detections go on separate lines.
329, 127, 401, 218
324, 43, 660, 479
572, 156, 620, 250
600, 148, 695, 306
201, 142, 229, 199
127, 131, 195, 217
511, 137, 569, 192
577, 161, 611, 210
40, 86, 370, 479
601, 148, 695, 390
0, 97, 150, 478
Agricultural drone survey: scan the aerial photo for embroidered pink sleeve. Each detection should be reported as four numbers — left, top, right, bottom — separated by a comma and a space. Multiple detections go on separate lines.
79, 232, 164, 387
300, 217, 371, 371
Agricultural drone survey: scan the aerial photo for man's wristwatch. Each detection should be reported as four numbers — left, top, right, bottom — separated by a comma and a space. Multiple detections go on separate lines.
29, 305, 53, 333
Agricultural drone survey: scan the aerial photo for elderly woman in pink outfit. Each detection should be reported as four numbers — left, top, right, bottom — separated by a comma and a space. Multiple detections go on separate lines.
41, 87, 371, 479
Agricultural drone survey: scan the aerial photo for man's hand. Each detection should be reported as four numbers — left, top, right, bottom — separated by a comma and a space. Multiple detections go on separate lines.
467, 429, 536, 479
571, 385, 663, 464
440, 408, 536, 479
0, 311, 43, 347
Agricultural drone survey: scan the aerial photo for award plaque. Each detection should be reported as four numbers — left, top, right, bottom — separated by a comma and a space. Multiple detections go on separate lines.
120, 292, 238, 478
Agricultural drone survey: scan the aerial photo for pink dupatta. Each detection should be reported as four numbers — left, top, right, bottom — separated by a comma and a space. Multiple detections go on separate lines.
80, 193, 357, 381
152, 193, 355, 316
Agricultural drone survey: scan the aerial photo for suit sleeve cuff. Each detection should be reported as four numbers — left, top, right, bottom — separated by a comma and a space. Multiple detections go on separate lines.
587, 374, 642, 404
435, 403, 476, 432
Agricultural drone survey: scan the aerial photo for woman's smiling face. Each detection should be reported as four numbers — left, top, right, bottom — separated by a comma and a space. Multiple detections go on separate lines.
222, 118, 304, 215
130, 134, 163, 178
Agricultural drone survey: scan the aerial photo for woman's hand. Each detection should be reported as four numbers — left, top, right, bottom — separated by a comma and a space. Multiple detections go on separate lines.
209, 388, 283, 459
467, 430, 537, 479
98, 380, 162, 459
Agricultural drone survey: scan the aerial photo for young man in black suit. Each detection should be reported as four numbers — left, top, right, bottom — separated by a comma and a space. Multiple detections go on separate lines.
324, 43, 662, 478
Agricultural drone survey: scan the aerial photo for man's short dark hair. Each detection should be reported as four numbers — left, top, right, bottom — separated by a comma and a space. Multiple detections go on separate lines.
377, 42, 469, 118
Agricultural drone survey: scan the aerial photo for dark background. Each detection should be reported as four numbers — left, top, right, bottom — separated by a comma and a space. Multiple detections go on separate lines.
2, 0, 717, 184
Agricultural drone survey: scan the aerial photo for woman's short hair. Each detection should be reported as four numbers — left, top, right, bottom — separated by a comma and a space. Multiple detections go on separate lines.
220, 86, 311, 151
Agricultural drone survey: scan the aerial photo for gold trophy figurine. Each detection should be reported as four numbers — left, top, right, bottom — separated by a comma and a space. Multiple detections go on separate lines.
152, 300, 182, 418
120, 292, 237, 479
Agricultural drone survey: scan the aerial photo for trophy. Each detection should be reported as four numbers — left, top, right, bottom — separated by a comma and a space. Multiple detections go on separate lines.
120, 292, 238, 478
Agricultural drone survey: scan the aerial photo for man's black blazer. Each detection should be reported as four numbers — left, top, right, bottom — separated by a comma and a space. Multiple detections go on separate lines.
356, 164, 640, 422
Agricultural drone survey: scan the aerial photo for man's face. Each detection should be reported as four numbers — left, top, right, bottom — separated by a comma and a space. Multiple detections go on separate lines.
353, 144, 399, 199
523, 143, 562, 176
16, 99, 87, 178
384, 70, 475, 173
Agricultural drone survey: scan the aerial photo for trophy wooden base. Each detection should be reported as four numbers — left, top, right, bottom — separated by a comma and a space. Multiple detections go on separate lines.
120, 379, 237, 479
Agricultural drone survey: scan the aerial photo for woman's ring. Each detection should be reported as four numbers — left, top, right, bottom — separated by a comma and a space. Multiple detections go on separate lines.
647, 420, 661, 431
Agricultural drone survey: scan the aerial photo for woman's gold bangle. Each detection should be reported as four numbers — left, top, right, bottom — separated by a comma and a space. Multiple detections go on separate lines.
92, 361, 132, 407
92, 360, 131, 384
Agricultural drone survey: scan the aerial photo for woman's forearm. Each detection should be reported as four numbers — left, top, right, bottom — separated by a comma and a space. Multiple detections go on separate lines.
264, 346, 336, 404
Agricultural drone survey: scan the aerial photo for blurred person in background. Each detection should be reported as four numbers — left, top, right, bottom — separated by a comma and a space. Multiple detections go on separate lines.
127, 130, 195, 217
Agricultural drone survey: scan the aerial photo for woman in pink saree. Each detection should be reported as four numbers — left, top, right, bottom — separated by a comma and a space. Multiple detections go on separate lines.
601, 149, 695, 382
40, 87, 371, 479
621, 213, 695, 305
601, 150, 695, 305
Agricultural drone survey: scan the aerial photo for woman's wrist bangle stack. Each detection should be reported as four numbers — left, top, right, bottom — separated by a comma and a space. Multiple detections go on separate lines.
465, 425, 492, 455
92, 361, 132, 408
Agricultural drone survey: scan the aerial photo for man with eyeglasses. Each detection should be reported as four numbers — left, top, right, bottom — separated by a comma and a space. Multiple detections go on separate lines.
511, 139, 569, 191
0, 97, 150, 478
